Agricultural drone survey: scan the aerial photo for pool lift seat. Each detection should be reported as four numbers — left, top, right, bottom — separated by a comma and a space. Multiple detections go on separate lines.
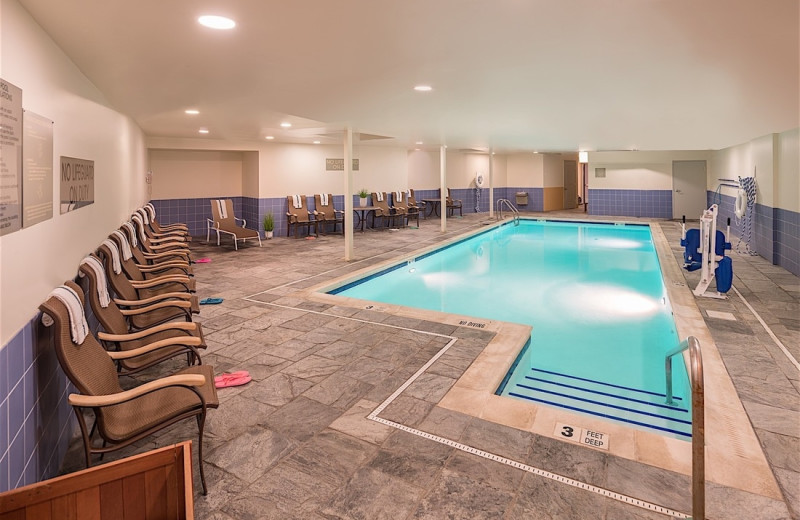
680, 204, 732, 299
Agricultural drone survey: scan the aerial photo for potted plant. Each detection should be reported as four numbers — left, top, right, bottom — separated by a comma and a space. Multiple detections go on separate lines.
358, 189, 369, 207
263, 212, 274, 239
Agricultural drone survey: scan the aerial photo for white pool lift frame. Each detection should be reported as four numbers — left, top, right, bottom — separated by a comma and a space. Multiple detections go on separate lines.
685, 204, 730, 300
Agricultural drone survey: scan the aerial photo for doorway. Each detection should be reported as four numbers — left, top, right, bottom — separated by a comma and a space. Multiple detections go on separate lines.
672, 160, 707, 220
563, 160, 577, 210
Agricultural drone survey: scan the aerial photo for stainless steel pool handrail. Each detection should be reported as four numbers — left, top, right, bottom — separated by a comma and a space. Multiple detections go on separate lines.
496, 199, 520, 225
665, 336, 705, 520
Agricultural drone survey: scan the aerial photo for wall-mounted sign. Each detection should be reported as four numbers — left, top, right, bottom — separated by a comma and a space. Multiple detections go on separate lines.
22, 111, 53, 228
326, 158, 359, 171
0, 78, 23, 236
60, 156, 94, 213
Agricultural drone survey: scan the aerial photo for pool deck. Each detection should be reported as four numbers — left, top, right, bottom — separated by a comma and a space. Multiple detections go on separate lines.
61, 211, 800, 519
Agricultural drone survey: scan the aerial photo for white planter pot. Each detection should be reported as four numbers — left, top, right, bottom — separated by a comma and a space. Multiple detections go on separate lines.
265, 231, 274, 239
359, 197, 368, 207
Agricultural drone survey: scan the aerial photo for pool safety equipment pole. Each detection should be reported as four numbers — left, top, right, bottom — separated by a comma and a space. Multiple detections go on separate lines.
692, 204, 729, 299
665, 336, 705, 520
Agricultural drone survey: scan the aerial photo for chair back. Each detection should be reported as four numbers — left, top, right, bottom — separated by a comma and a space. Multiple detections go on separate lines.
313, 194, 336, 220
97, 243, 140, 302
287, 196, 311, 223
39, 283, 123, 401
371, 192, 392, 216
78, 257, 131, 337
210, 199, 236, 226
392, 191, 409, 213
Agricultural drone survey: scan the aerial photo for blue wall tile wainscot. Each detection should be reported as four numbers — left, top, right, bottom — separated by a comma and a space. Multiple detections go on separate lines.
588, 189, 672, 219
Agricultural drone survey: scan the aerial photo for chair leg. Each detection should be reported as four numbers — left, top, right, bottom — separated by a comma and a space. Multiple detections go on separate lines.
196, 412, 208, 495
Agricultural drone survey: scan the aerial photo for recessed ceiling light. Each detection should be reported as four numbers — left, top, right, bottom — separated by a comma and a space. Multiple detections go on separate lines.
265, 136, 275, 140
185, 109, 199, 115
198, 128, 209, 134
313, 140, 321, 144
198, 15, 236, 30
416, 141, 423, 145
414, 85, 433, 92
280, 122, 292, 128
533, 151, 539, 154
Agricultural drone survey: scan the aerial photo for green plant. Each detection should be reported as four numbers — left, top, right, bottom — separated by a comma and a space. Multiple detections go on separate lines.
358, 189, 369, 198
263, 212, 274, 232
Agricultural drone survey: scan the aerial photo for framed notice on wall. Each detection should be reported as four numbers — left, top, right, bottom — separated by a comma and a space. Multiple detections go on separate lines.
23, 110, 54, 228
326, 158, 359, 171
0, 78, 23, 236
60, 156, 94, 213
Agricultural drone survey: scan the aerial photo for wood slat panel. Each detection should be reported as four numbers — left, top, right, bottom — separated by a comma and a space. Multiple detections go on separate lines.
0, 509, 25, 520
99, 480, 123, 519
144, 468, 168, 520
543, 186, 565, 211
24, 502, 49, 520
122, 473, 146, 520
75, 487, 101, 520
50, 494, 77, 520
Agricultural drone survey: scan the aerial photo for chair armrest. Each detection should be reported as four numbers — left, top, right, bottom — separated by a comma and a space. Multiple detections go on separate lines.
234, 217, 247, 227
334, 209, 344, 215
136, 261, 190, 272
69, 374, 206, 407
143, 250, 190, 260
106, 336, 203, 360
115, 291, 192, 306
118, 299, 192, 315
148, 242, 190, 252
149, 235, 186, 245
129, 274, 191, 289
97, 321, 197, 341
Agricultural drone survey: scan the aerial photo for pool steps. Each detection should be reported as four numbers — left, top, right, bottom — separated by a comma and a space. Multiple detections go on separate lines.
506, 367, 692, 439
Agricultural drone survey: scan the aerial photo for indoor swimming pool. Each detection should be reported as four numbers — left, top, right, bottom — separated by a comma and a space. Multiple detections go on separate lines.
330, 219, 693, 439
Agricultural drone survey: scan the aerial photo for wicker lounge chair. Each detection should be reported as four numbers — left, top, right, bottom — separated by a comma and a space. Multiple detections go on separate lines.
442, 188, 463, 217
39, 285, 218, 494
135, 207, 191, 242
207, 199, 262, 250
121, 222, 193, 266
408, 189, 426, 219
144, 203, 190, 236
313, 193, 344, 235
77, 261, 205, 374
286, 195, 316, 238
101, 237, 196, 293
392, 190, 419, 227
371, 192, 400, 229
111, 228, 193, 277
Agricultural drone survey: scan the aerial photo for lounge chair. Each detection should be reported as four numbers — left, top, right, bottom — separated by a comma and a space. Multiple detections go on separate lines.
121, 221, 193, 266
130, 215, 193, 261
111, 228, 193, 277
313, 193, 344, 235
135, 207, 191, 242
392, 190, 419, 227
408, 189, 426, 219
96, 243, 198, 329
101, 237, 196, 293
39, 284, 218, 494
371, 192, 400, 229
286, 195, 316, 238
207, 199, 262, 250
144, 203, 190, 236
77, 260, 205, 374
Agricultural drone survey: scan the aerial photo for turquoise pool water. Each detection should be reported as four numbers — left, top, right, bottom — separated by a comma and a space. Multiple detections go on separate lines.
331, 219, 692, 439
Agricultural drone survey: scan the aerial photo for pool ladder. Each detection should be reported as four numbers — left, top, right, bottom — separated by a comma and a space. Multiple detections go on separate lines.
665, 336, 705, 519
495, 199, 520, 226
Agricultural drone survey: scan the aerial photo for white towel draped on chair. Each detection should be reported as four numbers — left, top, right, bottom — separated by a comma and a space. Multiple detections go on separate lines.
112, 230, 133, 260
136, 208, 150, 225
376, 192, 384, 202
131, 214, 148, 245
47, 286, 89, 344
395, 191, 403, 202
292, 195, 302, 209
320, 193, 329, 206
101, 239, 123, 274
145, 203, 156, 220
79, 256, 111, 308
123, 222, 138, 248
215, 199, 228, 219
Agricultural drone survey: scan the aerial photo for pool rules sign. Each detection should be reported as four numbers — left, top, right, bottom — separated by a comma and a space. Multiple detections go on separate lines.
0, 79, 23, 236
60, 156, 94, 213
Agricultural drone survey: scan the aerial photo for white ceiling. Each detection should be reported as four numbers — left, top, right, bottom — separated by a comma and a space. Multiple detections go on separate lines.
17, 0, 800, 152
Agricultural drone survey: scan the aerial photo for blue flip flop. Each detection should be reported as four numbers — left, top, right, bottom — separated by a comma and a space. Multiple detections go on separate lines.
200, 297, 224, 305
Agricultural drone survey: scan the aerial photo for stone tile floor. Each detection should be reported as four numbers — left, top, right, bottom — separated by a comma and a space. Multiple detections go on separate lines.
60, 211, 799, 519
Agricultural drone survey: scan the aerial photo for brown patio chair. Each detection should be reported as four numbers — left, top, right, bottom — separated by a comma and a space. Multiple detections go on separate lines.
392, 190, 419, 228
135, 207, 191, 242
111, 229, 193, 277
286, 195, 317, 238
121, 222, 193, 266
97, 243, 198, 330
77, 260, 205, 375
39, 285, 218, 494
371, 192, 400, 229
313, 193, 344, 235
131, 212, 191, 252
408, 189, 427, 219
440, 188, 463, 217
144, 203, 190, 235
101, 237, 196, 293
207, 199, 262, 250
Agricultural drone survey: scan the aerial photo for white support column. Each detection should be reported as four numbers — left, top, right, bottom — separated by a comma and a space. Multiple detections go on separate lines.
489, 149, 495, 218
343, 127, 354, 260
440, 145, 447, 232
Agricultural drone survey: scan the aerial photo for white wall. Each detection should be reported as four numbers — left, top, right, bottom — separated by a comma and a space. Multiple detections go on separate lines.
242, 151, 259, 198
777, 128, 799, 212
589, 150, 711, 191
507, 153, 544, 186
1, 0, 147, 345
407, 149, 501, 190
149, 150, 244, 199
543, 154, 566, 188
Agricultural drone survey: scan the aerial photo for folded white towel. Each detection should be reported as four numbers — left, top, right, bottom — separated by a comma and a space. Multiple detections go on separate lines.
292, 195, 302, 209
407, 189, 412, 198
112, 230, 133, 260
376, 192, 384, 202
101, 239, 123, 274
123, 222, 138, 248
395, 191, 403, 203
136, 208, 150, 225
49, 286, 89, 344
145, 203, 156, 220
215, 199, 228, 219
79, 256, 111, 308
131, 214, 148, 244
320, 193, 329, 206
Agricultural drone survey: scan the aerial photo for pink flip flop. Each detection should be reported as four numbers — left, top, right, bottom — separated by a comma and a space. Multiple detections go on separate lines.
214, 371, 249, 383
214, 373, 251, 389
195, 258, 211, 263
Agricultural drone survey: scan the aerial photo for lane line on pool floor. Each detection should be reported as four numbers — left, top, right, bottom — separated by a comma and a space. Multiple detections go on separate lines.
242, 297, 688, 518
731, 284, 800, 372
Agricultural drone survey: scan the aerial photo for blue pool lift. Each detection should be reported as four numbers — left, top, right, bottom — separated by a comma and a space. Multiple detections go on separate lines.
680, 204, 732, 298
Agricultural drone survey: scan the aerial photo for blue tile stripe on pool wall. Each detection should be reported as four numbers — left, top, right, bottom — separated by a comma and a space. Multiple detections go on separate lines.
587, 189, 672, 219
709, 190, 799, 276
0, 314, 76, 492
